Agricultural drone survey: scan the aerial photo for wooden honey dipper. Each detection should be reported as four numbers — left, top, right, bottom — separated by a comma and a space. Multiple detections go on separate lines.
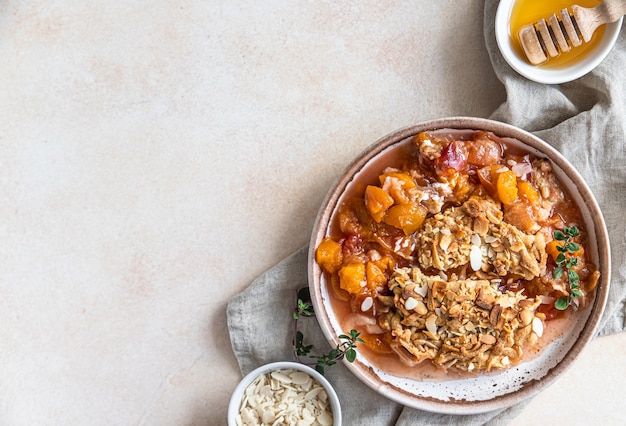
518, 0, 626, 65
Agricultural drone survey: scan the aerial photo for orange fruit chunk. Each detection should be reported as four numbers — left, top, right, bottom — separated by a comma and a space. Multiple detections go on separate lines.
366, 261, 387, 290
315, 237, 343, 273
496, 169, 518, 205
518, 180, 540, 204
338, 262, 366, 294
546, 240, 584, 261
382, 202, 427, 235
364, 185, 394, 223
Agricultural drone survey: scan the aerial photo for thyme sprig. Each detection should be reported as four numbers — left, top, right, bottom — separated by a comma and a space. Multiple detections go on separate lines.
552, 225, 583, 311
292, 287, 364, 375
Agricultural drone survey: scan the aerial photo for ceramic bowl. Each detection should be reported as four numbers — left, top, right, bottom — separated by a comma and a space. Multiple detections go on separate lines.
495, 0, 622, 84
227, 361, 341, 426
308, 117, 610, 414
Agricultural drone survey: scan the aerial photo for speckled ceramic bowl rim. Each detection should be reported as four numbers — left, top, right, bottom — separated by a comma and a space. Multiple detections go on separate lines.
227, 361, 342, 426
495, 0, 623, 84
308, 117, 610, 414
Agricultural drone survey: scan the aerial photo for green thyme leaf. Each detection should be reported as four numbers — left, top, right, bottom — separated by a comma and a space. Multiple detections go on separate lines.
552, 267, 564, 279
292, 287, 363, 375
346, 348, 357, 363
551, 226, 583, 311
565, 225, 580, 237
566, 242, 580, 252
555, 297, 570, 310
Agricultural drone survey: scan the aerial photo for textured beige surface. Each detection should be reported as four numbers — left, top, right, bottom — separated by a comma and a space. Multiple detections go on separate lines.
0, 1, 624, 425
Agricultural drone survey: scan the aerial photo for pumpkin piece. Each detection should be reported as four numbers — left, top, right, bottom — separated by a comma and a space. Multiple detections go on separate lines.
382, 202, 427, 235
372, 255, 394, 272
338, 262, 366, 294
366, 261, 387, 290
545, 240, 561, 261
496, 169, 518, 205
364, 185, 394, 222
379, 172, 416, 204
315, 237, 343, 273
546, 240, 584, 262
378, 171, 416, 189
518, 180, 540, 204
452, 172, 473, 201
415, 131, 431, 145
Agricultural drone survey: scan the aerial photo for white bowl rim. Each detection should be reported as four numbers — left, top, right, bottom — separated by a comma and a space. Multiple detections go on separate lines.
495, 0, 623, 84
308, 116, 611, 414
227, 361, 342, 426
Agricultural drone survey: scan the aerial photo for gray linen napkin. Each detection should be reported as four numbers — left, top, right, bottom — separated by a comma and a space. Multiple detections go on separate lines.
228, 1, 626, 424
484, 0, 626, 336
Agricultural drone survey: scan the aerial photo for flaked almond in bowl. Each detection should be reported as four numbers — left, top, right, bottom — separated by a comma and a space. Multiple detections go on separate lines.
308, 117, 610, 414
227, 361, 341, 426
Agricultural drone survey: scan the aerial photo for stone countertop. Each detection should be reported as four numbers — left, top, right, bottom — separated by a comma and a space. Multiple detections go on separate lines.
0, 1, 624, 424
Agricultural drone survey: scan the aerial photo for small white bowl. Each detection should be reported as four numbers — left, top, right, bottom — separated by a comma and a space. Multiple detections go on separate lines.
495, 0, 623, 84
227, 361, 342, 426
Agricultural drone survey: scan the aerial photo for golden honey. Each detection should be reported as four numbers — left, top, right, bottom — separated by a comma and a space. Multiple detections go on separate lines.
509, 0, 605, 68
